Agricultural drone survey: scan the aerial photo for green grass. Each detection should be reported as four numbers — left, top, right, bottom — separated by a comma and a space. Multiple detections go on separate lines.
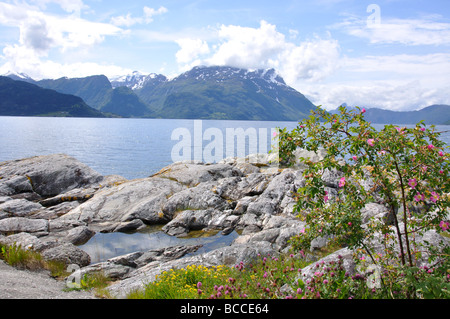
1, 243, 46, 270
127, 252, 311, 299
126, 239, 450, 300
127, 264, 234, 299
64, 271, 112, 298
1, 242, 70, 279
0, 242, 112, 298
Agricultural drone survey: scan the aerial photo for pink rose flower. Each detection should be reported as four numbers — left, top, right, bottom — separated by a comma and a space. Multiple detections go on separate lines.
408, 178, 417, 189
430, 191, 439, 203
414, 193, 425, 202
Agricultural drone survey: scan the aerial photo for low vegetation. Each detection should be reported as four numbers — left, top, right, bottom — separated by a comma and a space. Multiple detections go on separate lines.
126, 247, 449, 299
128, 106, 450, 299
0, 242, 67, 277
65, 271, 112, 298
0, 242, 110, 297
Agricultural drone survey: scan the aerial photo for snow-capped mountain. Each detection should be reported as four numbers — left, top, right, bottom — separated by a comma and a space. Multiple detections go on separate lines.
3, 66, 449, 123
174, 65, 287, 87
1, 71, 34, 82
110, 66, 287, 91
135, 65, 315, 120
3, 65, 317, 120
110, 71, 167, 90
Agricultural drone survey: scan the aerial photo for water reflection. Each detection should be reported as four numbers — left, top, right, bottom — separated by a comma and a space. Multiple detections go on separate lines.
78, 226, 239, 264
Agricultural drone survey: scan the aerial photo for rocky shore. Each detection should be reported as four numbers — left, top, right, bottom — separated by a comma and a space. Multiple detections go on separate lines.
1, 153, 448, 298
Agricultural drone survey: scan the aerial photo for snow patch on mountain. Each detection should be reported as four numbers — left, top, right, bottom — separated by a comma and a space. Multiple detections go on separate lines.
110, 71, 167, 90
172, 65, 287, 87
2, 71, 33, 81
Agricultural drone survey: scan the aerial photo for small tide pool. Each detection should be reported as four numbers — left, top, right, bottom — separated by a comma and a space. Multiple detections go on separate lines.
77, 225, 239, 264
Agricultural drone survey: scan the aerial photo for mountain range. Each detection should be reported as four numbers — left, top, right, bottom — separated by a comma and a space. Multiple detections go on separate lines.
1, 66, 449, 124
2, 66, 315, 120
361, 104, 450, 125
330, 104, 450, 125
0, 76, 104, 117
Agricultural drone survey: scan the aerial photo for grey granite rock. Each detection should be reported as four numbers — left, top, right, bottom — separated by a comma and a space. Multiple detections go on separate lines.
0, 154, 104, 197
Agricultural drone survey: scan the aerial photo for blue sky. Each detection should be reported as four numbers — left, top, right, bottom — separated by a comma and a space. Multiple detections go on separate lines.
0, 0, 449, 111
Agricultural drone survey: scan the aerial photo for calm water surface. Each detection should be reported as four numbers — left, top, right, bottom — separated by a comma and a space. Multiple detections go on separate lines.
0, 116, 298, 179
79, 226, 239, 264
1, 117, 448, 179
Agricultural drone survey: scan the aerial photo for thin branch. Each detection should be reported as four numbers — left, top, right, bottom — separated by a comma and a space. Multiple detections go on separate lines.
392, 157, 414, 267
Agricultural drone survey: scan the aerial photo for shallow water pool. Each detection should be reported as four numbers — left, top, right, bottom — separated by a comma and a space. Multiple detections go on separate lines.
77, 226, 239, 264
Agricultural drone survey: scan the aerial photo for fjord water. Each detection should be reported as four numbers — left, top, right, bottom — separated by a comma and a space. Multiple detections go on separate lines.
1, 116, 448, 263
0, 116, 298, 179
0, 117, 448, 179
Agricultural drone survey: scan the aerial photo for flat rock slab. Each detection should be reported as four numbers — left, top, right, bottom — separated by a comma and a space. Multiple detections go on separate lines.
0, 217, 48, 235
0, 260, 96, 299
0, 154, 104, 197
0, 232, 92, 267
59, 177, 185, 228
152, 162, 243, 187
0, 199, 44, 218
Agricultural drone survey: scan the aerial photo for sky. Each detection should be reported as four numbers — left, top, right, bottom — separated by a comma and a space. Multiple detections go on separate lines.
0, 0, 449, 111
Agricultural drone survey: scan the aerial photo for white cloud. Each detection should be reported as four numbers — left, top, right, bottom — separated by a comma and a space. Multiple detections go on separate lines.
0, 2, 122, 52
143, 6, 168, 23
0, 44, 43, 76
20, 16, 54, 53
205, 21, 286, 70
180, 20, 449, 112
50, 16, 122, 51
340, 53, 450, 83
175, 20, 341, 83
289, 29, 299, 39
175, 38, 210, 64
30, 0, 88, 15
0, 1, 126, 79
110, 6, 168, 27
296, 52, 450, 111
277, 37, 340, 83
301, 80, 450, 112
0, 40, 133, 80
336, 15, 450, 46
110, 13, 139, 28
136, 25, 217, 43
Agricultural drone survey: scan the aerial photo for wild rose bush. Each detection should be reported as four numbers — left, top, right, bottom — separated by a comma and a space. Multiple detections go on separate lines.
128, 106, 449, 300
276, 106, 449, 297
